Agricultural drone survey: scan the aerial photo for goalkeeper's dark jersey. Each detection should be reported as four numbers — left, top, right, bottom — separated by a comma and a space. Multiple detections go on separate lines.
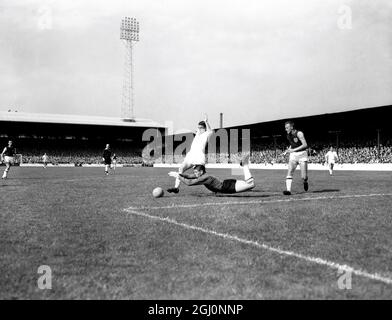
178, 173, 237, 194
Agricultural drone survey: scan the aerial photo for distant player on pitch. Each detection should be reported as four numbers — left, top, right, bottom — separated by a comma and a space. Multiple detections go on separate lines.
112, 153, 117, 171
102, 144, 112, 175
325, 146, 338, 176
42, 153, 49, 168
1, 140, 16, 179
282, 121, 309, 195
167, 115, 213, 194
168, 154, 254, 194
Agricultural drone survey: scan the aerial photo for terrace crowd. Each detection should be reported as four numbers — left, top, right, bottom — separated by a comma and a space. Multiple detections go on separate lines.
15, 139, 392, 165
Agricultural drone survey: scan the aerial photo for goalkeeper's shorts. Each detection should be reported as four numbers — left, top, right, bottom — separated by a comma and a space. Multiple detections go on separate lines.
220, 179, 237, 194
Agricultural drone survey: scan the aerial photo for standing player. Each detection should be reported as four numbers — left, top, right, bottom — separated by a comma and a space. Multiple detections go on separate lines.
102, 144, 112, 176
1, 140, 16, 179
325, 146, 338, 175
282, 121, 309, 195
42, 153, 49, 168
167, 115, 213, 194
112, 153, 117, 172
168, 155, 254, 194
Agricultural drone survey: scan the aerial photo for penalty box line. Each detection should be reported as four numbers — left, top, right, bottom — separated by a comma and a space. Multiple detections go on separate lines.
126, 193, 392, 211
124, 208, 392, 286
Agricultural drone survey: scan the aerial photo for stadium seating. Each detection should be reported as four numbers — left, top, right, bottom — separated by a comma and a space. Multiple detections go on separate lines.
15, 138, 392, 165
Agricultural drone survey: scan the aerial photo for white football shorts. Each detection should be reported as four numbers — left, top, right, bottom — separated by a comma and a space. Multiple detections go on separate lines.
289, 150, 308, 164
4, 156, 14, 164
184, 152, 206, 166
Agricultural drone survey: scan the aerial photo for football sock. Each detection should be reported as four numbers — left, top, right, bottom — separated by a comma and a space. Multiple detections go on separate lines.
246, 177, 254, 186
243, 165, 252, 181
174, 177, 180, 188
286, 177, 293, 192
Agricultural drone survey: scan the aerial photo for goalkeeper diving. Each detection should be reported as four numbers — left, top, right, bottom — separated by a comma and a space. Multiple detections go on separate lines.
168, 154, 255, 194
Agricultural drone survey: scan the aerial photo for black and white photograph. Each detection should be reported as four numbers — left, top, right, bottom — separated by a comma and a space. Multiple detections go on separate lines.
0, 0, 391, 305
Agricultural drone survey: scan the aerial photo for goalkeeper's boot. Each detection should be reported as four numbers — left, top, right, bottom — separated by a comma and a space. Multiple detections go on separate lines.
167, 187, 179, 194
283, 190, 291, 195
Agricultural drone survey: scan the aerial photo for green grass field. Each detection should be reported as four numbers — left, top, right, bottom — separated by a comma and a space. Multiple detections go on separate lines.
0, 166, 391, 299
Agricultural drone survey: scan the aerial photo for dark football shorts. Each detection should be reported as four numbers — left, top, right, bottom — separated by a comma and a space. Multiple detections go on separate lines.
104, 158, 111, 165
221, 179, 237, 194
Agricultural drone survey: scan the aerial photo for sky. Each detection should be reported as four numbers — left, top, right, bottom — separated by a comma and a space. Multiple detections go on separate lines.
0, 0, 391, 131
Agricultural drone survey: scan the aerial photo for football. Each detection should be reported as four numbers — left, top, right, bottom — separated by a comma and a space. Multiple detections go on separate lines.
152, 187, 164, 198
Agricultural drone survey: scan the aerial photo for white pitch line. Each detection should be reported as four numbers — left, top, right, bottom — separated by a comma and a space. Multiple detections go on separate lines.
124, 208, 392, 285
63, 176, 161, 182
126, 193, 392, 211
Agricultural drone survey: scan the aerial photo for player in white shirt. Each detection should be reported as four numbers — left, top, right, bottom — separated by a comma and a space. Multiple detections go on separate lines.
42, 153, 49, 168
167, 115, 213, 194
112, 154, 117, 172
325, 146, 339, 175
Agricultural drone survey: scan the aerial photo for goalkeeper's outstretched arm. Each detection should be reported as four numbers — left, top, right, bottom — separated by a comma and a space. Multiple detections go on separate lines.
168, 171, 208, 186
178, 175, 208, 186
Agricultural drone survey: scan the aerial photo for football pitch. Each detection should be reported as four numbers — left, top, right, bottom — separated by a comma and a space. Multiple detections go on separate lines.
0, 166, 391, 299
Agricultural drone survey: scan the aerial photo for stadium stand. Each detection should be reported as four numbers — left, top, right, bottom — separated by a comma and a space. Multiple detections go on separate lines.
219, 105, 392, 164
1, 106, 391, 165
0, 111, 165, 166
11, 138, 391, 165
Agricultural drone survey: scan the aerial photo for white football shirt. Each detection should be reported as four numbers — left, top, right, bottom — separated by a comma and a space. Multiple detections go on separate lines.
326, 151, 338, 163
189, 131, 212, 156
